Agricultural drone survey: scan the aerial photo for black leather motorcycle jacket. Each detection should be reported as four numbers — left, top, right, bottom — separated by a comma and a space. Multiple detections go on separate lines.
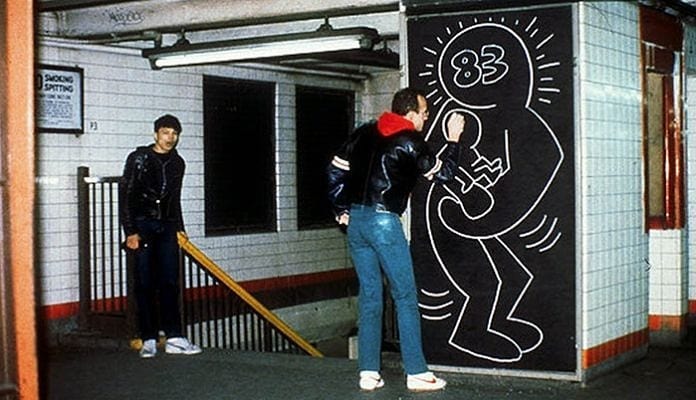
327, 114, 460, 217
119, 144, 185, 236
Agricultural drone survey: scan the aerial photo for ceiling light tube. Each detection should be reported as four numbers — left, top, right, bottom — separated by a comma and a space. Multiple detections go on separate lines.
143, 27, 380, 69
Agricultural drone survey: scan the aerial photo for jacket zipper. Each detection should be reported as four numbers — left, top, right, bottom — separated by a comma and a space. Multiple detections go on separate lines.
156, 156, 171, 220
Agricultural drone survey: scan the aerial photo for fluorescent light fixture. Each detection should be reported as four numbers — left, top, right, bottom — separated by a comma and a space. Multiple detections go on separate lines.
142, 27, 381, 69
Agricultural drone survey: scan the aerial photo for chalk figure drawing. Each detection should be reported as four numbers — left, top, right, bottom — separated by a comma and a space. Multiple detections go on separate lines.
417, 16, 564, 362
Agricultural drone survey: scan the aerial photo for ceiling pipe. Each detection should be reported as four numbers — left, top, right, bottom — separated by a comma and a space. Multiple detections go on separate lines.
38, 0, 139, 12
43, 0, 399, 40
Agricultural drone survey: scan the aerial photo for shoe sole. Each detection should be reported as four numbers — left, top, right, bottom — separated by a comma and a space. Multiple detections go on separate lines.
407, 380, 446, 392
408, 386, 446, 392
359, 377, 384, 391
359, 382, 384, 391
165, 350, 202, 355
165, 347, 202, 355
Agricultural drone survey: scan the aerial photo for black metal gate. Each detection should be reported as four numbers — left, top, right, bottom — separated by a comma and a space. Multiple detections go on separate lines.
77, 166, 135, 336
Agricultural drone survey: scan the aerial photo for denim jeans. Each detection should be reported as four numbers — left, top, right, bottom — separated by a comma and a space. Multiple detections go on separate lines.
131, 219, 182, 340
347, 204, 428, 375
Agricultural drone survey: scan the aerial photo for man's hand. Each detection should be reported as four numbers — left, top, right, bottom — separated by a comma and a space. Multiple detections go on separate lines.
446, 113, 465, 143
125, 233, 141, 250
337, 213, 350, 226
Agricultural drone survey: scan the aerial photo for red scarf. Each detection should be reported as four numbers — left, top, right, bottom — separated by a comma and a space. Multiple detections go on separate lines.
376, 112, 414, 137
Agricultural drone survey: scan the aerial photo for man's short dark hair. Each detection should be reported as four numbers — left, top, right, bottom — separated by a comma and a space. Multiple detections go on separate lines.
154, 114, 182, 134
391, 87, 425, 116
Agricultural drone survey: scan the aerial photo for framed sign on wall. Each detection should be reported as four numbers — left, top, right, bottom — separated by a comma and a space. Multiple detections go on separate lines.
37, 65, 84, 134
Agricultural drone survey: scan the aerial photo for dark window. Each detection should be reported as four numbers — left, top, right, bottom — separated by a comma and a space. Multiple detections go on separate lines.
296, 86, 354, 229
203, 76, 276, 235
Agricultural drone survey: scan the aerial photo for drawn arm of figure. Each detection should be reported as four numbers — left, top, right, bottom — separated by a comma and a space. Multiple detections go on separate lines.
437, 109, 564, 237
428, 106, 497, 222
438, 168, 495, 221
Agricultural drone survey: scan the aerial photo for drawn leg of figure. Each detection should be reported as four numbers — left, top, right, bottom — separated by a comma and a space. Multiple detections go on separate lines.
425, 185, 521, 362
481, 237, 543, 354
430, 234, 523, 362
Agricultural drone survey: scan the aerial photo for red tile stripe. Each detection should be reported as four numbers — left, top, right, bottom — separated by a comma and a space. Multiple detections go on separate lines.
581, 329, 648, 369
240, 268, 355, 293
41, 268, 356, 321
648, 314, 687, 332
43, 301, 80, 320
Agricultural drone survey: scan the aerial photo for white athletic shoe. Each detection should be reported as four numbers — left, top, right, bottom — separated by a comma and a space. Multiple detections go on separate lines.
359, 371, 385, 391
406, 371, 446, 392
139, 339, 157, 359
165, 337, 202, 355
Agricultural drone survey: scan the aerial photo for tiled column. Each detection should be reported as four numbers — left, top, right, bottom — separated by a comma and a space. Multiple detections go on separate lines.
648, 230, 688, 345
686, 56, 696, 328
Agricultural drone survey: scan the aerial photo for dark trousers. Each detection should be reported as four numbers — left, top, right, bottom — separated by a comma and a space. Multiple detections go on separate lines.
132, 219, 182, 340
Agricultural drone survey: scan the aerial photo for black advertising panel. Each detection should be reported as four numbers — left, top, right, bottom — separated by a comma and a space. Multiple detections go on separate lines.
408, 5, 576, 372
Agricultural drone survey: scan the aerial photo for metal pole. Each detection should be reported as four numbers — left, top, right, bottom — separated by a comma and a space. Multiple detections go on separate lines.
77, 166, 91, 330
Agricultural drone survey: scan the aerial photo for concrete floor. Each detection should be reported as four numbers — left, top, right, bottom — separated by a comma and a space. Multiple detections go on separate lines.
45, 338, 696, 400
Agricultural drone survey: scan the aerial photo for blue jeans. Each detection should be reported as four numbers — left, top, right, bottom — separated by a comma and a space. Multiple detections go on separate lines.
347, 204, 428, 375
131, 219, 182, 340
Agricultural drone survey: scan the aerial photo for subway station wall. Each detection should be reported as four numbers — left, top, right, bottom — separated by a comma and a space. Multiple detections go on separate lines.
35, 36, 372, 341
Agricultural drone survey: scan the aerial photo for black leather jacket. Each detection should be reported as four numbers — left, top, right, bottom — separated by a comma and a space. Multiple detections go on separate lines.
327, 120, 460, 217
119, 145, 185, 236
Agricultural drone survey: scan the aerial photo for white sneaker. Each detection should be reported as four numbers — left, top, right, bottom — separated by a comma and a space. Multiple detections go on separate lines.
406, 371, 446, 392
139, 339, 157, 359
359, 371, 385, 391
165, 337, 202, 355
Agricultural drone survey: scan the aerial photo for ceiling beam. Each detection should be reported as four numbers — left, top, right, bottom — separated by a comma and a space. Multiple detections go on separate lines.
654, 0, 696, 17
39, 0, 139, 12
46, 0, 399, 40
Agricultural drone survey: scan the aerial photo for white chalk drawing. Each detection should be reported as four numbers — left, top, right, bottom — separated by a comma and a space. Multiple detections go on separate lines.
417, 16, 564, 363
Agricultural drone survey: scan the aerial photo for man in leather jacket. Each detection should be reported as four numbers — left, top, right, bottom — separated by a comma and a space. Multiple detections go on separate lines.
327, 88, 465, 391
119, 114, 201, 358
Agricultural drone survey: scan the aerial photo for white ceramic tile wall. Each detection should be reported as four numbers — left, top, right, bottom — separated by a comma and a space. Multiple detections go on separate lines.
362, 71, 401, 122
685, 24, 696, 309
578, 2, 649, 350
36, 40, 366, 309
648, 230, 687, 316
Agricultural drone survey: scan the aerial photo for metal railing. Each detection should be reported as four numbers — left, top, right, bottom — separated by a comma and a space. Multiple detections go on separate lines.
77, 167, 132, 334
77, 166, 322, 356
178, 233, 321, 356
